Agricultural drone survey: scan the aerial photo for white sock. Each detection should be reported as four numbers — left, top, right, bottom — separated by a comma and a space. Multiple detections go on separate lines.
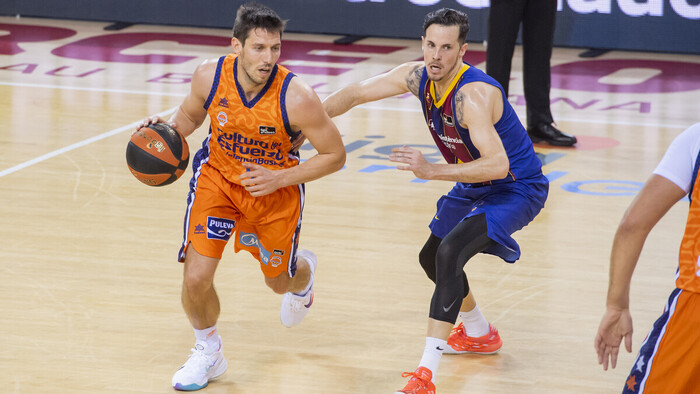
459, 306, 490, 337
293, 257, 314, 296
418, 337, 446, 382
193, 326, 221, 352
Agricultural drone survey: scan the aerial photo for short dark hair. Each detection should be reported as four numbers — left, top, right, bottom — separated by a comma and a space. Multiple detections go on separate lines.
423, 8, 470, 44
232, 2, 286, 45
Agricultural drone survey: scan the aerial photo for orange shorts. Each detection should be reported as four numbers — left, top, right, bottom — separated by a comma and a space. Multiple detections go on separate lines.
622, 288, 700, 393
178, 163, 304, 278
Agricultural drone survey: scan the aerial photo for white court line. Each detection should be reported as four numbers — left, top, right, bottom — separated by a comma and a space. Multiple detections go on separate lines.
0, 81, 187, 97
0, 107, 177, 178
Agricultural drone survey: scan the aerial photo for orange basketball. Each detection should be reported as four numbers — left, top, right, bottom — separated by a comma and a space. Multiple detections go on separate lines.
126, 123, 189, 186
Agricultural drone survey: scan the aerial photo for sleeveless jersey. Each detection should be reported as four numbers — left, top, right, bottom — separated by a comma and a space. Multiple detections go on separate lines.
418, 63, 542, 186
201, 54, 300, 185
677, 151, 700, 293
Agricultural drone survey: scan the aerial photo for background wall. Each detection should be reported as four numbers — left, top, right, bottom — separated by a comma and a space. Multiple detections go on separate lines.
1, 0, 699, 54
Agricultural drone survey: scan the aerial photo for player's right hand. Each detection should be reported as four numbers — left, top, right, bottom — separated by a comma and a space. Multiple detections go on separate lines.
134, 116, 177, 134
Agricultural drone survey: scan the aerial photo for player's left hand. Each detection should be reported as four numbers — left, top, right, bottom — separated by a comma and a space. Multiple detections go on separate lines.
239, 163, 284, 197
389, 145, 433, 179
594, 307, 633, 371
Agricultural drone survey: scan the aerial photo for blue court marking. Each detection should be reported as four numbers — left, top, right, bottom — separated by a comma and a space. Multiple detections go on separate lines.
545, 171, 568, 183
358, 164, 396, 173
538, 152, 566, 166
561, 180, 643, 196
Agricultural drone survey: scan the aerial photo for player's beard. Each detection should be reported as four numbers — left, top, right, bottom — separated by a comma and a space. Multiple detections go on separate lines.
240, 60, 271, 87
428, 56, 461, 83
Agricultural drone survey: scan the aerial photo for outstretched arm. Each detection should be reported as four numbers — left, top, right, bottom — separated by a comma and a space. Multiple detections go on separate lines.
594, 174, 685, 370
238, 77, 346, 196
389, 82, 509, 183
136, 59, 216, 137
323, 61, 423, 118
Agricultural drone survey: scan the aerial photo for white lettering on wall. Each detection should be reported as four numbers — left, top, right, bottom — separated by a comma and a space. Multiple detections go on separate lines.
670, 0, 700, 19
347, 0, 700, 20
618, 0, 663, 17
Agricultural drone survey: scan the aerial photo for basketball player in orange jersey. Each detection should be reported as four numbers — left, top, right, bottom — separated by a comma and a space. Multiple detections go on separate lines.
137, 2, 345, 391
595, 122, 700, 393
322, 8, 547, 394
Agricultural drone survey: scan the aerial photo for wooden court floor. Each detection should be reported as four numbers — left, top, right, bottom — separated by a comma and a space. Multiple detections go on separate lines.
1, 16, 699, 393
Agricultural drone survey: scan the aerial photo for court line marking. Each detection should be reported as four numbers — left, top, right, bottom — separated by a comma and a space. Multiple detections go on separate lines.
0, 81, 187, 97
0, 107, 177, 179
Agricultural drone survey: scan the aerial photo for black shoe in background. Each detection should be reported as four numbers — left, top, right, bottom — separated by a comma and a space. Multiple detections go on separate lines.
527, 123, 577, 147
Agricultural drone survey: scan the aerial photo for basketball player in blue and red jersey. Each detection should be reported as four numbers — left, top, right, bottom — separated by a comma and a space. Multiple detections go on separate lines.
137, 2, 345, 391
323, 8, 547, 394
595, 123, 700, 393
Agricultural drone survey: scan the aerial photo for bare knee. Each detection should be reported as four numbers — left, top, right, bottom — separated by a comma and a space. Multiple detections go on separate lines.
183, 269, 214, 297
265, 273, 291, 294
182, 247, 219, 298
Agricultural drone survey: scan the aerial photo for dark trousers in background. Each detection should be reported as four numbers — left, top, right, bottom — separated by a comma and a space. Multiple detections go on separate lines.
486, 0, 557, 129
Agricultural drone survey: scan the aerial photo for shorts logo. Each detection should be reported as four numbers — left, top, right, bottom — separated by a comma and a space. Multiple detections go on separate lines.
206, 216, 235, 241
239, 232, 261, 247
217, 111, 228, 126
259, 125, 276, 135
194, 224, 205, 235
273, 249, 285, 256
270, 256, 282, 267
239, 231, 273, 265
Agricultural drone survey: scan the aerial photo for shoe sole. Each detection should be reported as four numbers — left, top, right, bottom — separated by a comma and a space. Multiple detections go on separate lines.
529, 135, 577, 147
443, 342, 502, 355
173, 357, 228, 391
443, 348, 501, 355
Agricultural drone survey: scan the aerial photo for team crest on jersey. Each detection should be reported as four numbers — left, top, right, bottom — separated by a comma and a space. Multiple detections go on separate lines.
206, 216, 236, 241
442, 114, 454, 127
259, 125, 277, 135
217, 111, 228, 126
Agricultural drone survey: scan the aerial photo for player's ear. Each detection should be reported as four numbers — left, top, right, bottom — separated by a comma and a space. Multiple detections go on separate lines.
231, 37, 242, 54
459, 42, 468, 58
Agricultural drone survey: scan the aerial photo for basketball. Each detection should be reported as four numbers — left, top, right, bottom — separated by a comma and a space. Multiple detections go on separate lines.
126, 123, 189, 186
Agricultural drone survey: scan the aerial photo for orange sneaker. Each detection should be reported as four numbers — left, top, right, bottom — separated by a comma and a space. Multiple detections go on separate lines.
444, 322, 502, 354
394, 367, 436, 394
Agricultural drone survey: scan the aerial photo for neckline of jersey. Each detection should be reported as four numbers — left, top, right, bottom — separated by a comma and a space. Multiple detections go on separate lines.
429, 63, 470, 109
233, 55, 279, 109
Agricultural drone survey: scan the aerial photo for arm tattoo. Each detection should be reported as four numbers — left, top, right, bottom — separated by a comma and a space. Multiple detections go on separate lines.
454, 90, 465, 126
406, 65, 424, 98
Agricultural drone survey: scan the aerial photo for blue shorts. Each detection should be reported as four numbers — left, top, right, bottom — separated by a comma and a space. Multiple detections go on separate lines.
429, 175, 548, 263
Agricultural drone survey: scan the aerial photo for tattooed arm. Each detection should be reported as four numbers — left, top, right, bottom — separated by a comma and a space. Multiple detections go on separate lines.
405, 63, 424, 98
323, 61, 423, 118
389, 82, 509, 183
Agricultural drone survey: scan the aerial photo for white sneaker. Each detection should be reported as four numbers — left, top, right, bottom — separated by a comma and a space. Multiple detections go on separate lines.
280, 249, 317, 328
172, 340, 228, 391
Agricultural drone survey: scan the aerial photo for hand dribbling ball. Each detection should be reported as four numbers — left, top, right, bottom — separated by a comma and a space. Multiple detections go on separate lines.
126, 123, 189, 186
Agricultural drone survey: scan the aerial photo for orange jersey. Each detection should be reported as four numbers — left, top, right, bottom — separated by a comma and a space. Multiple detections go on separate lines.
203, 54, 300, 185
677, 170, 700, 293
